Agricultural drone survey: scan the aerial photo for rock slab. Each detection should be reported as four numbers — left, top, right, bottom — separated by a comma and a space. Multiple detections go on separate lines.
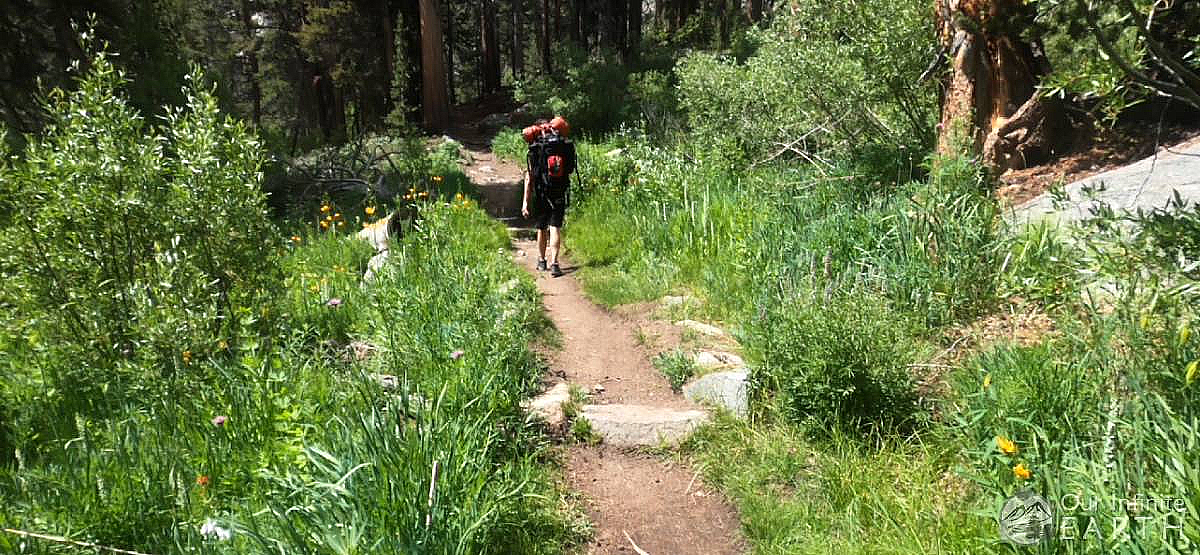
581, 404, 709, 447
524, 382, 571, 427
1012, 138, 1200, 226
675, 320, 726, 337
683, 370, 750, 419
695, 351, 745, 369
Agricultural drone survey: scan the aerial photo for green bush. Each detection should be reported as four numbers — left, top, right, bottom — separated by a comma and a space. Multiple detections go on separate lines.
654, 350, 697, 392
675, 0, 936, 168
0, 56, 280, 423
749, 293, 922, 432
490, 127, 527, 162
515, 47, 633, 134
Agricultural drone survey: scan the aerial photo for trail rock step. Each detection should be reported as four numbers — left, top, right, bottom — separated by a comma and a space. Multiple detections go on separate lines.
523, 383, 571, 427
581, 404, 709, 447
695, 351, 744, 369
683, 370, 750, 419
675, 320, 726, 337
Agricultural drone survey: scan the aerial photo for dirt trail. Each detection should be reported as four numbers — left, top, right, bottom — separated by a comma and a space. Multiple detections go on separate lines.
455, 138, 745, 555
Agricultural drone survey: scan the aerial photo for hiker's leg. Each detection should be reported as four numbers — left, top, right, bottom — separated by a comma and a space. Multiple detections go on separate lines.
548, 225, 561, 264
537, 228, 548, 260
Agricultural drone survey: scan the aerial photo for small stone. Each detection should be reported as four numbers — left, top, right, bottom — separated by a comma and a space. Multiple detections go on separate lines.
371, 373, 399, 389
581, 404, 709, 447
481, 112, 510, 127
523, 383, 571, 427
364, 250, 390, 283
348, 340, 379, 361
694, 351, 745, 369
498, 278, 520, 296
357, 213, 392, 252
593, 384, 606, 393
661, 295, 694, 307
683, 370, 750, 419
675, 319, 726, 337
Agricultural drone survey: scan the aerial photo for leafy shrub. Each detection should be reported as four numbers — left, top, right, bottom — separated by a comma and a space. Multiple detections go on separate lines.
515, 47, 633, 134
0, 56, 280, 420
998, 222, 1081, 307
654, 350, 697, 392
749, 293, 921, 432
490, 127, 527, 162
874, 156, 1002, 327
675, 0, 936, 168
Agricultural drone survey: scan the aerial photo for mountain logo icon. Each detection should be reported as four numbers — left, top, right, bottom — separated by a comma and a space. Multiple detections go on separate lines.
1000, 489, 1055, 545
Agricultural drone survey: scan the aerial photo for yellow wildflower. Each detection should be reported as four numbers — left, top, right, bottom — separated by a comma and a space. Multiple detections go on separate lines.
1180, 325, 1191, 345
320, 204, 331, 213
182, 350, 192, 364
333, 212, 341, 220
1013, 463, 1032, 480
218, 340, 228, 350
455, 192, 464, 201
996, 435, 1018, 456
309, 283, 319, 293
320, 220, 330, 230
982, 373, 992, 390
1187, 360, 1198, 386
365, 206, 376, 216
433, 175, 443, 182
291, 235, 302, 243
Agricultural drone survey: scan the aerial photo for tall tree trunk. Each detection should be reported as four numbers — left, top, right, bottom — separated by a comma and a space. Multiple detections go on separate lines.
381, 0, 396, 111
238, 0, 262, 127
511, 0, 524, 79
627, 0, 641, 62
445, 3, 456, 104
935, 0, 1063, 171
746, 0, 762, 23
419, 0, 450, 130
540, 0, 552, 73
570, 0, 583, 46
481, 0, 502, 93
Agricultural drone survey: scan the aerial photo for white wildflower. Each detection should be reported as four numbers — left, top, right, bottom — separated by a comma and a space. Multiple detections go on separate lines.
200, 519, 232, 541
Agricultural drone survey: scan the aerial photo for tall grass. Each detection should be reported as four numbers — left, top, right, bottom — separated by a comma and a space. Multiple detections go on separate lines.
0, 52, 583, 554
561, 128, 1200, 551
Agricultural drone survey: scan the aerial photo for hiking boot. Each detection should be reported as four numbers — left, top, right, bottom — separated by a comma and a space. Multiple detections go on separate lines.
550, 263, 563, 277
537, 258, 547, 271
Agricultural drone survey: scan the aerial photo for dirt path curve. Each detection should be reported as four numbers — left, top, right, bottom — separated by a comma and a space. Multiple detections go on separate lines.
454, 137, 745, 555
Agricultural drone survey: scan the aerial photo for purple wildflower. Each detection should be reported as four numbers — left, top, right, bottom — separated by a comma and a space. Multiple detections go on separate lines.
450, 350, 465, 361
325, 297, 343, 308
211, 415, 228, 427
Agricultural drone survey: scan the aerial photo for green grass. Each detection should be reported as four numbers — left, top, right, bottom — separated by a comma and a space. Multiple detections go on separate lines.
561, 130, 1200, 552
653, 350, 698, 392
0, 181, 586, 552
684, 416, 991, 554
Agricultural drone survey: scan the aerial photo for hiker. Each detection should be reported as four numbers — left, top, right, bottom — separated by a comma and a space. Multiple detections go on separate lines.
521, 116, 576, 277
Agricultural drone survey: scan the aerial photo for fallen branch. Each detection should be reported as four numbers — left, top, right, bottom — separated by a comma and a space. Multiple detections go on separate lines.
623, 530, 652, 555
684, 469, 700, 495
425, 459, 440, 528
2, 528, 156, 555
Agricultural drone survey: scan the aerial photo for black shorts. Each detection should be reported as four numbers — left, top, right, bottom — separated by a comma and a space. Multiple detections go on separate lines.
533, 193, 567, 230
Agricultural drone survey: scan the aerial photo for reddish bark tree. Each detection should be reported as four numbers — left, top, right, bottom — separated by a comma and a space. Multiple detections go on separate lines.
481, 0, 501, 93
511, 0, 524, 79
935, 0, 1065, 171
419, 0, 449, 130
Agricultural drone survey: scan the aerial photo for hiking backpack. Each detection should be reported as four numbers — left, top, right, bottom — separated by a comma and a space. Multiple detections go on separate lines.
527, 131, 576, 203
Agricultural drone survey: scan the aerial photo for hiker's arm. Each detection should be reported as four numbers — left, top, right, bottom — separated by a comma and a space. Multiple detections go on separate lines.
521, 171, 531, 217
